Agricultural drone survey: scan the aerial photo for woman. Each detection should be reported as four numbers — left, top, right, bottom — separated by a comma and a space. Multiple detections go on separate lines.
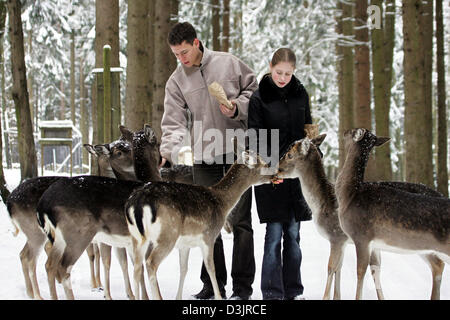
248, 48, 312, 300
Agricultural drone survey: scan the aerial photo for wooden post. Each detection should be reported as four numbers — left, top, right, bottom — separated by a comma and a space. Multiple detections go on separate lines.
103, 45, 112, 143
93, 66, 122, 144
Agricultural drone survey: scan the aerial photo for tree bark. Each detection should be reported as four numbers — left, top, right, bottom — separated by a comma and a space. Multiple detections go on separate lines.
152, 0, 177, 140
0, 1, 8, 201
125, 0, 151, 131
339, 0, 355, 171
80, 57, 89, 173
353, 0, 376, 181
211, 0, 221, 51
435, 0, 448, 196
70, 30, 75, 125
94, 0, 119, 147
371, 0, 393, 180
402, 0, 433, 186
7, 0, 38, 181
222, 0, 230, 52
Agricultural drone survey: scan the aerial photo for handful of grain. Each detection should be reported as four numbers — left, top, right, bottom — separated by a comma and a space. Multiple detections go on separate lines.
208, 81, 234, 110
304, 124, 319, 139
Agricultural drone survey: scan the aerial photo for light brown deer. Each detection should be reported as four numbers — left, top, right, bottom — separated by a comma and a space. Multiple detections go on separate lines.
276, 134, 447, 299
125, 148, 272, 300
335, 128, 449, 299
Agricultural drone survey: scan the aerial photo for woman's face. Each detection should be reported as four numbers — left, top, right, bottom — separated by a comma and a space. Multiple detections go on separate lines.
270, 61, 294, 88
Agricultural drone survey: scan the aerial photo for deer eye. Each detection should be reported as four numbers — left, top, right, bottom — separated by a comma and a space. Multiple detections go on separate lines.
288, 152, 294, 159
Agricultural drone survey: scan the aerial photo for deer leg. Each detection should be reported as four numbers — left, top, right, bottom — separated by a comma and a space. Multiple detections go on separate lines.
131, 239, 149, 300
19, 243, 35, 299
45, 244, 64, 300
201, 242, 222, 300
28, 241, 46, 300
176, 248, 190, 300
422, 254, 444, 300
333, 266, 342, 300
86, 243, 99, 290
369, 249, 384, 300
114, 247, 135, 300
146, 243, 174, 300
323, 242, 345, 300
99, 243, 112, 300
93, 243, 102, 289
354, 241, 371, 300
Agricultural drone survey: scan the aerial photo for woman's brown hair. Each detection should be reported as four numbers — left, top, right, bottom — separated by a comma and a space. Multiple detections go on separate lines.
271, 48, 296, 68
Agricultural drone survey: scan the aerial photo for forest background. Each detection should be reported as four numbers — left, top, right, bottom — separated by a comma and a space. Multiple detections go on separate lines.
0, 0, 448, 202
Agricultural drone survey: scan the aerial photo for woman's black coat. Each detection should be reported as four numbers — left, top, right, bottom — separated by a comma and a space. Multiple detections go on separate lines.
248, 74, 312, 223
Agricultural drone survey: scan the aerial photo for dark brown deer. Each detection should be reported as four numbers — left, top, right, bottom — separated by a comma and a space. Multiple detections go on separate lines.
125, 148, 272, 300
335, 128, 449, 299
36, 124, 161, 299
276, 134, 447, 299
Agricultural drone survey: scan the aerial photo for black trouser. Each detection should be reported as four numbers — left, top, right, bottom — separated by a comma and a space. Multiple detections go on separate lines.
193, 162, 255, 297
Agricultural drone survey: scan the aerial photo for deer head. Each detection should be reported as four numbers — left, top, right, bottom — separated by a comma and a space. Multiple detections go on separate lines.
343, 128, 390, 162
120, 124, 162, 182
276, 134, 327, 179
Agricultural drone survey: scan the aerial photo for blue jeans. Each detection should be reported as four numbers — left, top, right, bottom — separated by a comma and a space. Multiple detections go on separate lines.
261, 219, 303, 300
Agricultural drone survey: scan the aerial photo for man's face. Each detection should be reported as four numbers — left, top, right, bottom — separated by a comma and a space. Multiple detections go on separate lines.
170, 39, 202, 68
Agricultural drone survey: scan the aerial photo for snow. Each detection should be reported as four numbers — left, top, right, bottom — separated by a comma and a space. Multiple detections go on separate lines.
0, 168, 448, 300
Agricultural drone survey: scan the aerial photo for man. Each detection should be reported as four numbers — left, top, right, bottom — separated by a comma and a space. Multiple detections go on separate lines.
160, 22, 258, 300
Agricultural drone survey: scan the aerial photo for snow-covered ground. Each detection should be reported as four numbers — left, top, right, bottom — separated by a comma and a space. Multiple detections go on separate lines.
0, 168, 448, 300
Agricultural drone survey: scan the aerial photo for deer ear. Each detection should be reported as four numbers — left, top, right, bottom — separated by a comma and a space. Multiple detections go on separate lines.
242, 150, 258, 168
119, 125, 133, 142
94, 144, 110, 155
375, 136, 390, 146
300, 138, 310, 156
144, 124, 157, 144
311, 134, 326, 147
83, 144, 96, 156
353, 128, 365, 142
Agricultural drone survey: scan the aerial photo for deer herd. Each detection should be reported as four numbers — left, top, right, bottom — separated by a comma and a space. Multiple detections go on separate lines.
5, 125, 450, 300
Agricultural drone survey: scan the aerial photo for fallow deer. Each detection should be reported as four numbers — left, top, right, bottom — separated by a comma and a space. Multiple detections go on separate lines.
335, 128, 449, 299
36, 124, 160, 299
276, 134, 447, 299
125, 148, 272, 300
5, 135, 134, 300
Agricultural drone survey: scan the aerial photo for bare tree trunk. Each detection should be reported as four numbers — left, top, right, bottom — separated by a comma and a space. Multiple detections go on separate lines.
232, 0, 243, 56
70, 30, 75, 125
211, 0, 221, 51
222, 0, 230, 52
421, 0, 434, 187
435, 0, 448, 196
148, 0, 155, 128
402, 0, 433, 186
125, 0, 151, 131
0, 2, 11, 170
152, 0, 177, 140
339, 0, 355, 171
353, 0, 375, 180
95, 0, 119, 145
80, 58, 89, 173
371, 0, 393, 180
7, 0, 38, 181
0, 1, 8, 201
169, 0, 179, 71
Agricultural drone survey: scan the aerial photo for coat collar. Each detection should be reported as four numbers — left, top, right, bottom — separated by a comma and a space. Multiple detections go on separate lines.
259, 73, 305, 103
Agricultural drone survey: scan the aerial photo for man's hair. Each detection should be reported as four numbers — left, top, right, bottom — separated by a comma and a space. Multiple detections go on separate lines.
168, 22, 197, 46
